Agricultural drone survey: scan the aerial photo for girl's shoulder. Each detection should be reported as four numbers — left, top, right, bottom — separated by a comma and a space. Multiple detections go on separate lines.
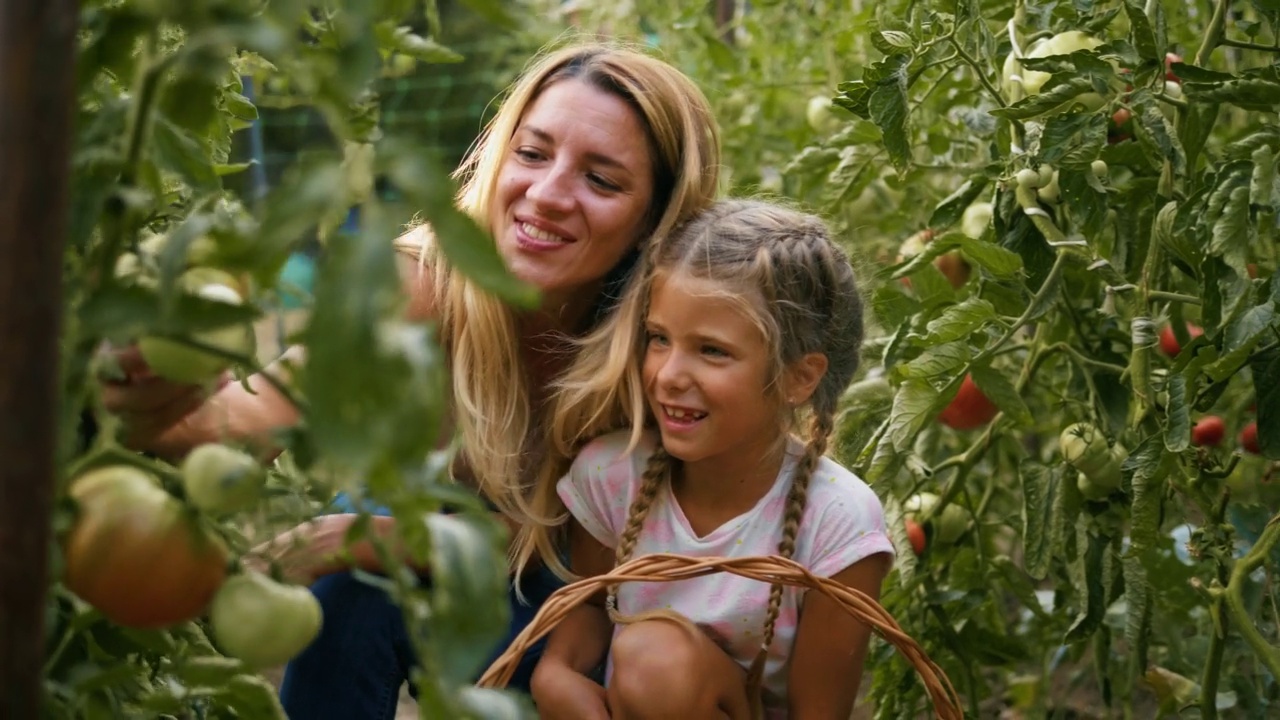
799, 453, 887, 524
574, 428, 659, 477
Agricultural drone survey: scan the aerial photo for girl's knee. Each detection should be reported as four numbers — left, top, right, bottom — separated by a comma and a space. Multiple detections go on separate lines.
608, 620, 730, 717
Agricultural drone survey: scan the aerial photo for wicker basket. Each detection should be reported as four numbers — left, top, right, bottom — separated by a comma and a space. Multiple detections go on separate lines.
477, 553, 963, 719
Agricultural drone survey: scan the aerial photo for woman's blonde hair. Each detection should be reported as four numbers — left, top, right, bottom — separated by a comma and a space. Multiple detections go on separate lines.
392, 41, 721, 577
550, 199, 865, 715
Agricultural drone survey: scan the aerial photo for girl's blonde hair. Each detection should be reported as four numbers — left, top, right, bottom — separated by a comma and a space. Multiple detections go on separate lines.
392, 41, 721, 575
551, 199, 865, 714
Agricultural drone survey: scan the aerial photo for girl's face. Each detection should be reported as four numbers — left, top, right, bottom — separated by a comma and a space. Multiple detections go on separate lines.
491, 78, 656, 311
641, 272, 787, 471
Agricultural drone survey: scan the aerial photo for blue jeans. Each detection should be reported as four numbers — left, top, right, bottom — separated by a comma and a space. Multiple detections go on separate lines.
279, 499, 563, 719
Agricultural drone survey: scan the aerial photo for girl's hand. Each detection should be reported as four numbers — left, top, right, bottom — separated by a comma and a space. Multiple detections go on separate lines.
530, 662, 610, 720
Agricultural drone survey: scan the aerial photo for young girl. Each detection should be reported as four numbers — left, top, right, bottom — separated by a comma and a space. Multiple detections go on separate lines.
529, 199, 895, 719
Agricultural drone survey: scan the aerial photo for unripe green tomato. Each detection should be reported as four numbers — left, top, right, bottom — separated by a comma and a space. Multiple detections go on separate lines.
181, 443, 265, 515
960, 202, 993, 239
210, 572, 322, 669
904, 492, 969, 544
1037, 169, 1061, 204
806, 95, 842, 135
1015, 168, 1041, 190
1091, 159, 1109, 180
138, 282, 254, 385
1060, 422, 1124, 492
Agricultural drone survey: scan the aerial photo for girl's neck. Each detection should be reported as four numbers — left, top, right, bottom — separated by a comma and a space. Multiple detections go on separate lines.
672, 438, 790, 526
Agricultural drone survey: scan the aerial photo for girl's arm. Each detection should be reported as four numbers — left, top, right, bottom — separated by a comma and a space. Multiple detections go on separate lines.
529, 519, 615, 719
787, 551, 894, 720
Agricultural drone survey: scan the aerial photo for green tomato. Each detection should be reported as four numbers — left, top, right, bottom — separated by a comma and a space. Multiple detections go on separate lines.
1009, 31, 1112, 113
904, 492, 970, 544
210, 572, 323, 669
181, 443, 265, 515
1060, 423, 1125, 493
806, 95, 842, 135
138, 282, 254, 384
960, 202, 993, 240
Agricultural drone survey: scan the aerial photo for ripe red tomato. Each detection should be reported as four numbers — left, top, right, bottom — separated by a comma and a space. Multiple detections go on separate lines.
1108, 108, 1133, 144
905, 519, 927, 556
63, 466, 229, 628
1240, 422, 1261, 455
896, 229, 970, 291
1159, 323, 1203, 357
1191, 416, 1226, 447
1165, 53, 1183, 83
938, 375, 999, 430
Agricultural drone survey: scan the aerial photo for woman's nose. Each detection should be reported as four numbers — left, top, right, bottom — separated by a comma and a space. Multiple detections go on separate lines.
526, 164, 575, 214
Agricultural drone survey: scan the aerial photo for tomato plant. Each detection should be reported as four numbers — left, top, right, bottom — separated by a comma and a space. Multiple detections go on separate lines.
42, 0, 540, 717
618, 0, 1280, 716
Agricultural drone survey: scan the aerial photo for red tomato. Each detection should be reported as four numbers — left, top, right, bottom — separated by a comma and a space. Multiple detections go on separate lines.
938, 375, 999, 430
1159, 323, 1203, 357
1165, 53, 1183, 83
1191, 416, 1225, 447
905, 519, 927, 556
1240, 422, 1261, 455
63, 466, 229, 628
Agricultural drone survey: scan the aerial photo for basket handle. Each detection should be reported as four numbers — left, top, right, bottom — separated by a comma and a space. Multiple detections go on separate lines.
476, 552, 963, 719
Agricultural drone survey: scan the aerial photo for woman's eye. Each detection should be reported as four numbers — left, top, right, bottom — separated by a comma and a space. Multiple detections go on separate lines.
514, 147, 545, 162
587, 173, 621, 192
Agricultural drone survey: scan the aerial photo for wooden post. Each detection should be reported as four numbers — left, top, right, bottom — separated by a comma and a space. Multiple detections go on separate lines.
0, 0, 79, 715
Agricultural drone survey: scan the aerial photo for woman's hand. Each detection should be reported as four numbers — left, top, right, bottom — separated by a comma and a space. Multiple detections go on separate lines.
98, 343, 228, 459
530, 662, 610, 720
247, 514, 365, 584
247, 514, 406, 584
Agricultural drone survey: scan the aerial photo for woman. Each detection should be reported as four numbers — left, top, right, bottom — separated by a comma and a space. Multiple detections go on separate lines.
101, 42, 722, 718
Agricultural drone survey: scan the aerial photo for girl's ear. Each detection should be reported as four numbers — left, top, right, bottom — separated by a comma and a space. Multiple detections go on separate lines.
783, 352, 829, 407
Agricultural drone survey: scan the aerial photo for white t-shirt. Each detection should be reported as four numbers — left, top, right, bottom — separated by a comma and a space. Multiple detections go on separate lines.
557, 430, 894, 717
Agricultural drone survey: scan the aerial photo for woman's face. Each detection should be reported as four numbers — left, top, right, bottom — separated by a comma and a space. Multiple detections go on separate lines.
491, 78, 656, 309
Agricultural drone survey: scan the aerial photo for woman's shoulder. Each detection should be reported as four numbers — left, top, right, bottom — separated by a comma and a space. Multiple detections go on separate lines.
393, 224, 439, 322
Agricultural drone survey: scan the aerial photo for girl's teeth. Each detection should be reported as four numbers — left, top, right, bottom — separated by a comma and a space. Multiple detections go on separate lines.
665, 407, 705, 420
522, 223, 568, 243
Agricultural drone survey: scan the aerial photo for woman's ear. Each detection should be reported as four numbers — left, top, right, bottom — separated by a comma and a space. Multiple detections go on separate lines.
783, 352, 829, 406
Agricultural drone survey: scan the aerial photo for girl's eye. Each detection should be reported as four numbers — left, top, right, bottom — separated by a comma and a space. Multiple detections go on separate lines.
646, 331, 668, 346
701, 345, 728, 358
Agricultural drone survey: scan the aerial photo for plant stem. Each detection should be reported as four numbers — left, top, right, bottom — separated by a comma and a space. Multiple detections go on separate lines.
1148, 290, 1201, 305
1194, 0, 1232, 67
1043, 343, 1128, 374
947, 37, 1006, 107
1223, 515, 1280, 682
1219, 37, 1280, 53
1200, 492, 1232, 718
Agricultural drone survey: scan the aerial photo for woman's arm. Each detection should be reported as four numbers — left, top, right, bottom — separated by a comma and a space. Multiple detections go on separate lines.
105, 248, 437, 462
787, 552, 894, 720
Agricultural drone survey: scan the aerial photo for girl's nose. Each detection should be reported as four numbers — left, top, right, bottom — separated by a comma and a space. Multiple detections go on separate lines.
655, 351, 693, 392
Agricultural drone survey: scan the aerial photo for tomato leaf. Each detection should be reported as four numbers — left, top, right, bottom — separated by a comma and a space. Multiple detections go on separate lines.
1249, 346, 1280, 458
1124, 435, 1166, 555
990, 76, 1097, 121
927, 177, 988, 230
886, 379, 940, 451
1064, 525, 1108, 643
1122, 553, 1153, 677
898, 341, 971, 380
1183, 77, 1280, 112
1163, 374, 1190, 453
921, 297, 995, 343
220, 674, 288, 720
865, 53, 911, 172
424, 512, 509, 686
971, 364, 1031, 426
1122, 0, 1162, 63
1130, 90, 1186, 175
954, 235, 1023, 278
1020, 460, 1057, 580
